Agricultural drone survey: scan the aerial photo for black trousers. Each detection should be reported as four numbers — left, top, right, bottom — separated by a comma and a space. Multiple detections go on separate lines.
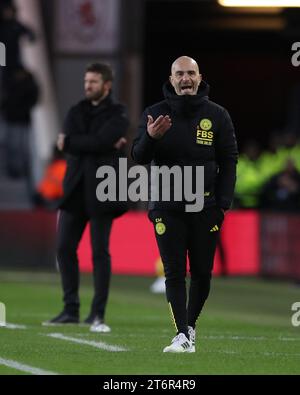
149, 206, 224, 335
56, 209, 113, 318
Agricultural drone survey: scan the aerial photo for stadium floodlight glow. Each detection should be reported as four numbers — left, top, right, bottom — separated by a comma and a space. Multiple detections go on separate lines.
218, 0, 300, 7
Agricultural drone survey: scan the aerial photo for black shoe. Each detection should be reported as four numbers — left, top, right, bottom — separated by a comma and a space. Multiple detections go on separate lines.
42, 311, 79, 326
83, 313, 102, 325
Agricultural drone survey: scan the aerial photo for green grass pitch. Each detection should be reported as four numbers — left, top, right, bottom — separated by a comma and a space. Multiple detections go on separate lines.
0, 271, 300, 375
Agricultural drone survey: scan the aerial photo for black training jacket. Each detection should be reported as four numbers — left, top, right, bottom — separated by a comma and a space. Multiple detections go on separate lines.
58, 95, 129, 217
131, 81, 238, 211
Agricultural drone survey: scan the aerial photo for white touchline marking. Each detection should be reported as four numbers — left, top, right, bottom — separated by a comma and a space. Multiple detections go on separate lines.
1, 323, 27, 330
0, 358, 58, 375
262, 351, 300, 357
48, 332, 300, 343
201, 335, 266, 341
47, 333, 128, 352
201, 335, 300, 342
279, 337, 300, 342
209, 350, 300, 358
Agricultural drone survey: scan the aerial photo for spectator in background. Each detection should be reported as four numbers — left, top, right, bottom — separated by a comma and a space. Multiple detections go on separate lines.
34, 146, 67, 210
259, 132, 300, 181
0, 67, 39, 190
267, 132, 283, 154
0, 0, 14, 17
234, 140, 262, 208
282, 132, 298, 150
0, 1, 36, 86
44, 63, 129, 333
259, 158, 300, 212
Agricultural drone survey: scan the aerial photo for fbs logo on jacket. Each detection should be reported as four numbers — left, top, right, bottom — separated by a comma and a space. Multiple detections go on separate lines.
155, 218, 166, 235
196, 118, 214, 146
200, 119, 212, 131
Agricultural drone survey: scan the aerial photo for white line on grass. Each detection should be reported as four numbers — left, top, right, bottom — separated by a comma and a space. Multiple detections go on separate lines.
208, 350, 300, 358
0, 358, 58, 375
1, 323, 27, 330
202, 335, 266, 341
213, 334, 295, 344
279, 337, 300, 342
73, 333, 300, 343
47, 333, 128, 352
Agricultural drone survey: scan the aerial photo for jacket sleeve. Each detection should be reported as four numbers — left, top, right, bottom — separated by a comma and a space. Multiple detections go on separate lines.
63, 104, 129, 155
131, 109, 157, 164
215, 108, 239, 210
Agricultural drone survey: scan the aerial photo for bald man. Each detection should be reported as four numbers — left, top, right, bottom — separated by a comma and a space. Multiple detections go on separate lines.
132, 56, 238, 353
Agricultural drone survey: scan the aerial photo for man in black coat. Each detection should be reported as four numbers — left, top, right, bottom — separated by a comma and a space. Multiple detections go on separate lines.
0, 67, 39, 180
0, 2, 36, 87
132, 56, 238, 352
45, 63, 129, 332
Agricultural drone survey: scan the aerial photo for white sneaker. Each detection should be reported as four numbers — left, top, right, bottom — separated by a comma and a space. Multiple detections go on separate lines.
150, 277, 166, 294
90, 320, 111, 333
163, 333, 194, 353
188, 326, 196, 352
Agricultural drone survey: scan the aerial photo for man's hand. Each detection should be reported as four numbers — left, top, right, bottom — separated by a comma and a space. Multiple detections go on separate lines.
57, 133, 66, 152
147, 115, 172, 139
114, 137, 127, 150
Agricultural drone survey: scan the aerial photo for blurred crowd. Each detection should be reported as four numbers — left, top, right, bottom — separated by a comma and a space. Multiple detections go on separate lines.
1, 1, 300, 213
235, 132, 300, 212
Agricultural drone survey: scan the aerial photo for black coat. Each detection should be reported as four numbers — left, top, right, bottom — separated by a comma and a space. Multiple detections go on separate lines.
0, 19, 35, 70
0, 69, 39, 124
132, 81, 238, 211
59, 95, 129, 217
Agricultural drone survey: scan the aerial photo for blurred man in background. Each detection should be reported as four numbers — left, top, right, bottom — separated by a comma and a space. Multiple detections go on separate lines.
0, 1, 38, 198
259, 158, 300, 212
132, 56, 238, 353
0, 1, 36, 88
44, 63, 129, 333
0, 66, 39, 194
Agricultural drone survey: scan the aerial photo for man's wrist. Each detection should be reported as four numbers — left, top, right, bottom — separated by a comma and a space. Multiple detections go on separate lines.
146, 130, 160, 140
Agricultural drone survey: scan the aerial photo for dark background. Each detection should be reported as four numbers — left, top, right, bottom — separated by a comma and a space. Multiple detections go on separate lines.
144, 0, 300, 150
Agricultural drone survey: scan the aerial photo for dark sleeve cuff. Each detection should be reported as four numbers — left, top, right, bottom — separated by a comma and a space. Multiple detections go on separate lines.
146, 131, 157, 141
62, 135, 71, 152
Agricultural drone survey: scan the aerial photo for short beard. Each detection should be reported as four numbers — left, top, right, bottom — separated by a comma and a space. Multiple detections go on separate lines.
86, 90, 105, 102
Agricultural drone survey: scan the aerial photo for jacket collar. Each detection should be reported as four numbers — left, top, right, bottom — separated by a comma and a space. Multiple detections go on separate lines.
81, 93, 114, 113
163, 80, 210, 116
